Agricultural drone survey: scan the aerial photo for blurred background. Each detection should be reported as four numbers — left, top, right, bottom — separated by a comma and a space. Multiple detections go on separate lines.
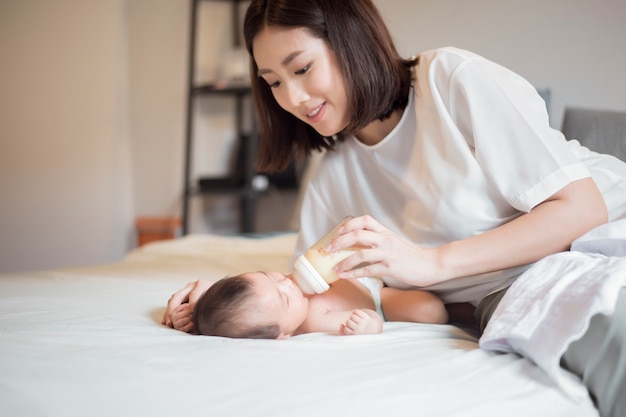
1, 0, 625, 273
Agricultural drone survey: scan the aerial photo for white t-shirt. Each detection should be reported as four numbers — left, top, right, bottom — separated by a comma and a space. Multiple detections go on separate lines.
294, 47, 626, 305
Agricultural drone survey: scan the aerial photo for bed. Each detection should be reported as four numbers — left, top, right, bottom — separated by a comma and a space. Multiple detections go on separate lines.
4, 224, 626, 417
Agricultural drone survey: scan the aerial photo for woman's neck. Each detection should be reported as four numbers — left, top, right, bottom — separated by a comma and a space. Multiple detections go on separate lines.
354, 108, 404, 146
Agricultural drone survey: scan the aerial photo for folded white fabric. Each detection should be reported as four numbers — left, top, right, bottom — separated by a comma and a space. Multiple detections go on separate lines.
480, 219, 626, 401
571, 218, 626, 256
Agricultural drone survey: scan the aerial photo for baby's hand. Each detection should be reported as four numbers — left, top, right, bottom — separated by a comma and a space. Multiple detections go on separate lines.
170, 303, 195, 334
162, 279, 213, 329
339, 309, 383, 335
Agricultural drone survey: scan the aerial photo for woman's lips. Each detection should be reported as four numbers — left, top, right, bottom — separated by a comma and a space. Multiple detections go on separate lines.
306, 103, 325, 123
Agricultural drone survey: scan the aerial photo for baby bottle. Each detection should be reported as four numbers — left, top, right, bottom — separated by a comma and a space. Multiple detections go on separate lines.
292, 216, 359, 294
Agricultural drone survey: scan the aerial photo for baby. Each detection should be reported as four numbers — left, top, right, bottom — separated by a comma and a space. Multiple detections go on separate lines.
170, 272, 449, 339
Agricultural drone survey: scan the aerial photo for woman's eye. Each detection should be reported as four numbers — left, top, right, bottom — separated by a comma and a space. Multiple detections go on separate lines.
295, 64, 311, 75
268, 80, 281, 89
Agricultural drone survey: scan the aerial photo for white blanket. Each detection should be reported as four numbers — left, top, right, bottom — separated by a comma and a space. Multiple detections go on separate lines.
480, 219, 626, 401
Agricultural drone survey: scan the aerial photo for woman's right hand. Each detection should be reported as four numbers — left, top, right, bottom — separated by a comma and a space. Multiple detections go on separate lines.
326, 215, 446, 288
162, 279, 213, 331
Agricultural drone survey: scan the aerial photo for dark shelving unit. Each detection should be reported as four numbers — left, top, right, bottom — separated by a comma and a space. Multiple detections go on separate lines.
181, 0, 257, 234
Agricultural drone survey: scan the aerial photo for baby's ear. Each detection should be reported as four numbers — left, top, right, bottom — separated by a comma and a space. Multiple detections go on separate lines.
277, 332, 291, 340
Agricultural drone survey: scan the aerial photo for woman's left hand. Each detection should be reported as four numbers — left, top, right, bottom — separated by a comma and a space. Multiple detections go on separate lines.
326, 215, 444, 287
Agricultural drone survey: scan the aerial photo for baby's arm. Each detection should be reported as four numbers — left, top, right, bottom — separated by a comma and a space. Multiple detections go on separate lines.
304, 307, 383, 335
339, 309, 383, 335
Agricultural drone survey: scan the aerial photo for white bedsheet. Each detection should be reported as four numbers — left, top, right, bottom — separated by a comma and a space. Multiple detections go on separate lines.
0, 233, 599, 417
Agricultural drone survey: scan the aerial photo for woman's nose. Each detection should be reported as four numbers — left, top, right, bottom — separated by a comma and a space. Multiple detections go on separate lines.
284, 82, 309, 108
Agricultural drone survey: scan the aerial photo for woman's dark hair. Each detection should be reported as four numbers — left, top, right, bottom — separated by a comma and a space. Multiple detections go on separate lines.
193, 276, 281, 339
243, 0, 416, 173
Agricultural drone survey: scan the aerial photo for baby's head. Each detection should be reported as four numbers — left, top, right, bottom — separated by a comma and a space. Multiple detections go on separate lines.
193, 271, 308, 339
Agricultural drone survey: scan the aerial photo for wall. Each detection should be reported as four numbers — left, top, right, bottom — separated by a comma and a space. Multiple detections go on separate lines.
126, 0, 188, 218
0, 0, 134, 273
374, 0, 626, 127
1, 0, 625, 273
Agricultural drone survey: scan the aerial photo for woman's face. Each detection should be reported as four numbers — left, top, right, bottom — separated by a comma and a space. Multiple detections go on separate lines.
253, 26, 348, 137
241, 271, 309, 338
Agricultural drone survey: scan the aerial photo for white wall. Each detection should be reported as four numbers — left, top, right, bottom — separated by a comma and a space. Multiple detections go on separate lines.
1, 0, 625, 273
374, 0, 626, 127
0, 0, 134, 273
126, 0, 188, 218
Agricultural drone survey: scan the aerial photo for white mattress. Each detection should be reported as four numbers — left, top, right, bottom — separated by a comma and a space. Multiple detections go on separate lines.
0, 233, 599, 417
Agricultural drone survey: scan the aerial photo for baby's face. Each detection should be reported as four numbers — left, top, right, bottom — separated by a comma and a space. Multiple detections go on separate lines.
241, 271, 309, 338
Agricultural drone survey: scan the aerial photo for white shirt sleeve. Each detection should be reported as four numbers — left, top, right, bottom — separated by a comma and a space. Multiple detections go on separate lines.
443, 54, 591, 212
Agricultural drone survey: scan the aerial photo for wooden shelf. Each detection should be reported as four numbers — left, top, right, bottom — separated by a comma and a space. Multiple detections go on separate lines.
192, 83, 251, 96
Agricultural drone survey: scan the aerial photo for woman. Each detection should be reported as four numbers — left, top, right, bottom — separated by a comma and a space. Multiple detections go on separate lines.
164, 0, 626, 415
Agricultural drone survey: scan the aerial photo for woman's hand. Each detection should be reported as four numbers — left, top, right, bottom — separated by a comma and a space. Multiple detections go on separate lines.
326, 215, 444, 287
162, 279, 213, 331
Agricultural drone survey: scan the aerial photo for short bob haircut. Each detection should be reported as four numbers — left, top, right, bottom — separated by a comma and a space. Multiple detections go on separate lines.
243, 0, 416, 173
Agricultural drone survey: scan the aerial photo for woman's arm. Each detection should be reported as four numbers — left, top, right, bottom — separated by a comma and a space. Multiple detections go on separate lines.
328, 178, 607, 287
